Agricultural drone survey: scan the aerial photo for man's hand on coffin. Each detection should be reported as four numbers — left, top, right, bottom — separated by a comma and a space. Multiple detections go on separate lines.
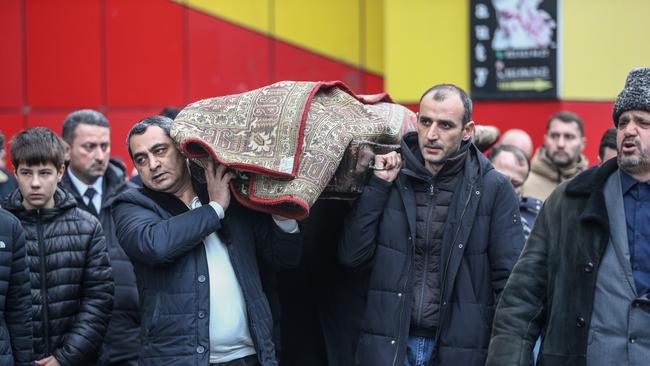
372, 151, 402, 183
205, 159, 235, 211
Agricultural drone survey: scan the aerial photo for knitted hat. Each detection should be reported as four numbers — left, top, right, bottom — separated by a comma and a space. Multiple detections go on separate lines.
613, 67, 650, 127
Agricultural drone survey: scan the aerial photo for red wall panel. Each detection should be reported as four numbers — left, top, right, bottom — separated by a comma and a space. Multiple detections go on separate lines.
0, 113, 26, 172
187, 9, 271, 102
25, 0, 101, 109
105, 110, 161, 175
362, 72, 384, 95
26, 111, 69, 133
274, 41, 364, 92
105, 0, 185, 108
0, 0, 23, 109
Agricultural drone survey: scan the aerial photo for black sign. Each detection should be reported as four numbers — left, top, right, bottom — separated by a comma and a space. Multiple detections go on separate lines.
470, 0, 558, 100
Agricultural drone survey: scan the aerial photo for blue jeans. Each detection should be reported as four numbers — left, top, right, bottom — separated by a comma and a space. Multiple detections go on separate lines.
404, 336, 435, 366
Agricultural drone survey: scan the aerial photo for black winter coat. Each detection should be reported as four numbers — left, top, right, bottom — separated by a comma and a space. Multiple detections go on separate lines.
4, 188, 114, 366
0, 208, 32, 365
339, 135, 525, 366
60, 161, 140, 365
487, 159, 620, 366
112, 183, 303, 366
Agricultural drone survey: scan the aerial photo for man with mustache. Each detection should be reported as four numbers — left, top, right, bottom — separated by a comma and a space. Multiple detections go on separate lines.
113, 116, 302, 366
521, 111, 588, 201
60, 110, 140, 366
487, 67, 650, 366
340, 84, 525, 366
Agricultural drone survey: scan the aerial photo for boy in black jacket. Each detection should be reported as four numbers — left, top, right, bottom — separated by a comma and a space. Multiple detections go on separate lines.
4, 127, 113, 366
0, 208, 32, 365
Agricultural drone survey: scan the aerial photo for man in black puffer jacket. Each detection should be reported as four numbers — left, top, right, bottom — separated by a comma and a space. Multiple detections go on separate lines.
340, 84, 525, 366
0, 208, 32, 365
60, 109, 139, 366
5, 127, 114, 366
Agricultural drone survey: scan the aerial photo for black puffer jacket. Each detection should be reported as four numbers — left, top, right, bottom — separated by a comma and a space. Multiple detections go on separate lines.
60, 160, 140, 365
408, 143, 465, 335
340, 133, 525, 366
0, 208, 32, 365
4, 188, 114, 366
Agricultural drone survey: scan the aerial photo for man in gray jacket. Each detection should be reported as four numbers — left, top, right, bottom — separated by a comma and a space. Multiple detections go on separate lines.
487, 68, 650, 366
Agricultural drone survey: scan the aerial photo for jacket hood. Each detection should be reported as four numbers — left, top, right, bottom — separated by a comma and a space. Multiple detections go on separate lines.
401, 131, 494, 181
3, 187, 77, 223
530, 147, 589, 183
400, 131, 472, 181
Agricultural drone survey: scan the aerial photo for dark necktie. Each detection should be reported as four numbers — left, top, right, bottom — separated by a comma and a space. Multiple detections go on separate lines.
84, 187, 99, 216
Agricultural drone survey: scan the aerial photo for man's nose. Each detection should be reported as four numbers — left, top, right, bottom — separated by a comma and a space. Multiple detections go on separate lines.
93, 146, 107, 161
148, 156, 161, 170
426, 125, 438, 141
30, 175, 41, 188
622, 121, 638, 136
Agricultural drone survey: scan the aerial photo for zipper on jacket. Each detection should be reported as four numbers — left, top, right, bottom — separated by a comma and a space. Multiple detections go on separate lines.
415, 183, 436, 326
432, 183, 474, 359
36, 211, 51, 355
392, 249, 412, 366
392, 178, 414, 366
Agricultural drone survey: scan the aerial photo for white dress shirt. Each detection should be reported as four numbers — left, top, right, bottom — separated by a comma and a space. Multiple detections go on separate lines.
190, 197, 298, 363
66, 168, 103, 213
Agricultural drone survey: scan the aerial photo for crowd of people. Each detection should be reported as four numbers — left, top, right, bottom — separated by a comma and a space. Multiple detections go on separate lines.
0, 67, 647, 366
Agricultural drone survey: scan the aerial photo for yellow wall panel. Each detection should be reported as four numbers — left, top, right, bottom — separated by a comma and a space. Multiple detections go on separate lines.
363, 0, 384, 74
562, 0, 650, 100
178, 0, 271, 34
273, 0, 360, 68
384, 0, 469, 103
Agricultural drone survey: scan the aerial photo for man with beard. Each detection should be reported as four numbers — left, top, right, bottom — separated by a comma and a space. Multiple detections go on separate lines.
60, 110, 139, 366
487, 67, 650, 366
521, 111, 588, 201
340, 84, 524, 366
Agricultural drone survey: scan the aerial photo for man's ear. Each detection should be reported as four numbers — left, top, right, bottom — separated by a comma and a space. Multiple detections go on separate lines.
462, 121, 476, 141
580, 136, 587, 152
57, 164, 65, 182
63, 141, 71, 162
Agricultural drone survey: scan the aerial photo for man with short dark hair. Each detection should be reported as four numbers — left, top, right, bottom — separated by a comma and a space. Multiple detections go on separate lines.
113, 116, 302, 366
4, 127, 113, 366
522, 111, 588, 201
60, 109, 140, 366
599, 127, 618, 163
339, 84, 525, 366
487, 67, 650, 366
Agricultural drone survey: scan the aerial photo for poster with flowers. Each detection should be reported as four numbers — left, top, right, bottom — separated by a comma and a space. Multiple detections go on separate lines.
470, 0, 558, 99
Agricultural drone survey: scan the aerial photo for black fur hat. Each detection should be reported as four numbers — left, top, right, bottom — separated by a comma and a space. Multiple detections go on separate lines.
613, 67, 650, 127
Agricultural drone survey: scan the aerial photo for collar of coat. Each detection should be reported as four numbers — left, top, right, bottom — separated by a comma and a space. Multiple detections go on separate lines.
530, 146, 589, 183
565, 158, 618, 197
139, 176, 210, 217
563, 158, 619, 227
399, 131, 490, 186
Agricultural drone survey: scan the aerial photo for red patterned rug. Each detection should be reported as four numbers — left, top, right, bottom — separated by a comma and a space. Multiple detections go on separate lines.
172, 81, 415, 219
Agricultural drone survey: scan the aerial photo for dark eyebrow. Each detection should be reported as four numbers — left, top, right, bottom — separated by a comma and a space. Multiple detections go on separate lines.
438, 119, 456, 125
150, 143, 168, 151
132, 152, 146, 161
